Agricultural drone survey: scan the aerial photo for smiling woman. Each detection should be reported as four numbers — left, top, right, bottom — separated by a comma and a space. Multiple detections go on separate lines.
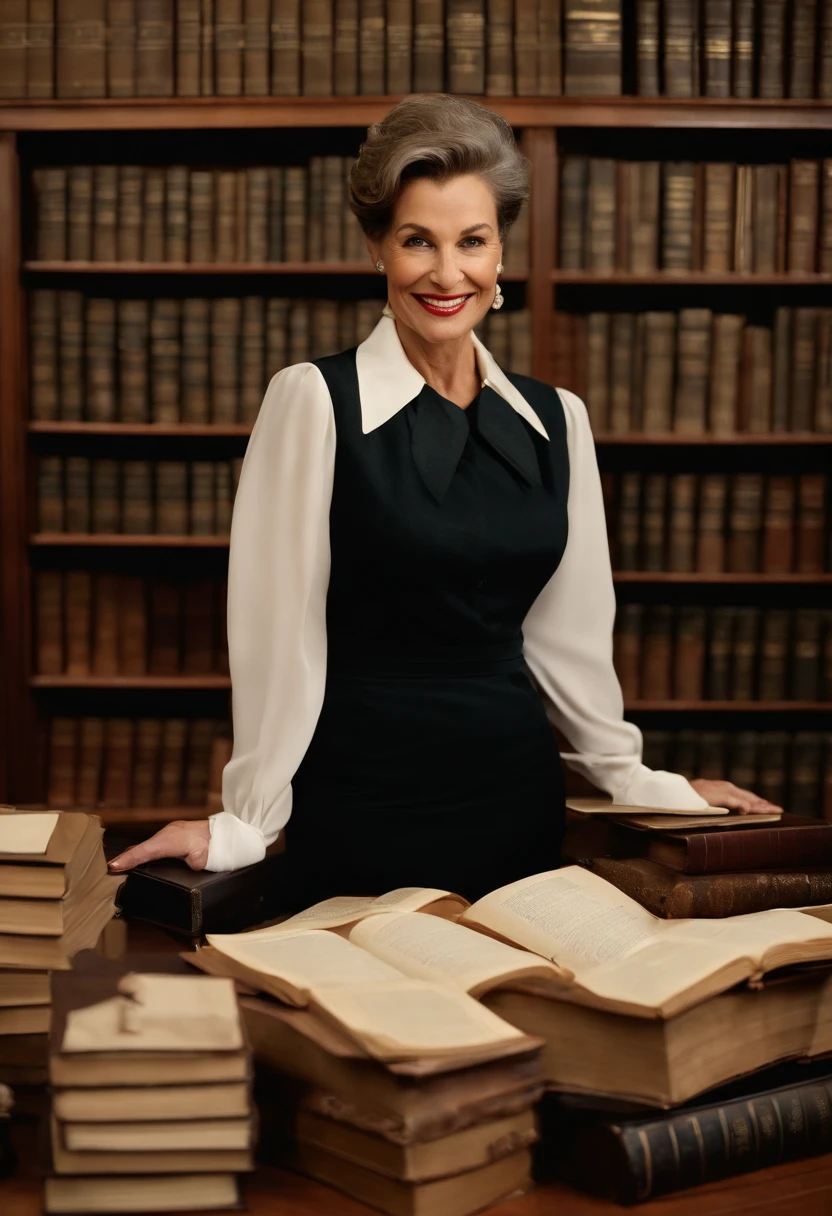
108, 95, 779, 895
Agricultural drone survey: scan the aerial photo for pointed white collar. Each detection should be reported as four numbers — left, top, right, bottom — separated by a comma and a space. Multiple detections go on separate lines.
355, 304, 550, 441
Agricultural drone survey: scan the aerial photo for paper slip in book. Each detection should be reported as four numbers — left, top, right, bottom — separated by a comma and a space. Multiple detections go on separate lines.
567, 798, 730, 818
0, 811, 59, 854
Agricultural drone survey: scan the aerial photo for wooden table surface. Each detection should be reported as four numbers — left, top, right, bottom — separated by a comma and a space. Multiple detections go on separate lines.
3, 919, 832, 1215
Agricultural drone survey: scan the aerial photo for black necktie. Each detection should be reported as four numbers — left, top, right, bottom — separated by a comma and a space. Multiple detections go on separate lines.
408, 383, 543, 504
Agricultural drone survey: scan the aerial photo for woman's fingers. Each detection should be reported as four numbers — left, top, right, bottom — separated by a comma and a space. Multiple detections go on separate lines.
689, 778, 783, 815
108, 821, 211, 873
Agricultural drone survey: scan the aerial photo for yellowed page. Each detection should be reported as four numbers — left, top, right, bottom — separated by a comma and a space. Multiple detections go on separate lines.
349, 911, 564, 993
615, 812, 782, 831
205, 928, 406, 998
308, 979, 524, 1060
0, 812, 59, 853
567, 799, 729, 817
663, 908, 832, 960
230, 888, 463, 936
117, 975, 243, 1050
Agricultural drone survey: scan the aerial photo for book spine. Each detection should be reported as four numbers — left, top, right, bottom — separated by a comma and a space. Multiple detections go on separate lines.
27, 0, 56, 99
789, 0, 819, 98
661, 161, 695, 270
707, 313, 743, 432
35, 570, 64, 673
240, 295, 265, 424
56, 0, 106, 97
795, 473, 826, 572
176, 0, 201, 94
413, 0, 443, 90
214, 0, 243, 93
731, 0, 754, 96
211, 298, 241, 422
333, 0, 358, 93
200, 0, 214, 93
244, 0, 270, 93
100, 718, 133, 806
302, 0, 333, 94
181, 297, 211, 421
91, 571, 120, 673
92, 164, 117, 260
821, 0, 832, 98
116, 164, 143, 260
122, 460, 154, 533
30, 291, 60, 420
667, 473, 696, 570
86, 297, 116, 421
513, 0, 539, 95
672, 308, 711, 433
564, 0, 621, 95
90, 457, 120, 532
587, 158, 616, 272
155, 461, 189, 535
759, 0, 788, 98
118, 576, 148, 673
65, 568, 92, 672
271, 0, 301, 94
762, 475, 796, 573
702, 162, 733, 271
446, 0, 485, 94
539, 0, 562, 95
661, 0, 696, 97
76, 715, 104, 804
150, 298, 181, 423
703, 0, 731, 96
181, 578, 217, 672
788, 160, 820, 274
149, 581, 182, 671
142, 166, 166, 261
386, 0, 413, 92
106, 0, 135, 95
0, 0, 28, 98
135, 0, 174, 95
131, 718, 161, 804
165, 165, 190, 261
48, 718, 78, 806
157, 719, 188, 805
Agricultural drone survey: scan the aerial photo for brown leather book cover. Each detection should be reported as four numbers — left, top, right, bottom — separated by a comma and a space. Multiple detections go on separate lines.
708, 314, 743, 432
820, 160, 832, 273
30, 290, 60, 420
165, 165, 189, 261
628, 161, 660, 272
131, 718, 162, 805
741, 324, 772, 433
92, 165, 117, 260
150, 299, 181, 423
36, 570, 64, 675
734, 164, 754, 271
446, 0, 485, 94
761, 474, 795, 573
771, 306, 792, 430
663, 161, 696, 270
758, 0, 787, 98
100, 718, 133, 808
66, 166, 93, 265
640, 604, 672, 699
815, 308, 832, 431
641, 473, 667, 571
559, 158, 586, 269
386, 0, 413, 92
726, 472, 763, 573
795, 473, 825, 573
118, 299, 149, 421
587, 158, 616, 273
270, 0, 301, 94
65, 569, 92, 673
703, 0, 731, 96
662, 0, 696, 96
215, 463, 234, 535
788, 160, 820, 273
758, 607, 789, 699
184, 719, 216, 805
579, 855, 832, 917
136, 0, 174, 95
640, 312, 674, 431
148, 581, 182, 673
211, 299, 241, 422
584, 313, 609, 432
106, 0, 136, 96
752, 163, 778, 273
189, 462, 217, 534
246, 168, 269, 261
612, 603, 641, 700
122, 460, 153, 533
215, 0, 243, 93
116, 165, 143, 260
513, 0, 538, 95
58, 291, 84, 421
672, 309, 711, 433
320, 156, 344, 262
56, 0, 106, 96
86, 300, 117, 422
564, 0, 621, 96
187, 170, 213, 262
358, 0, 383, 93
156, 718, 187, 806
667, 474, 696, 571
413, 0, 442, 90
118, 575, 148, 674
333, 0, 358, 95
635, 0, 658, 95
789, 0, 818, 98
538, 0, 562, 94
176, 0, 201, 94
790, 307, 818, 430
200, 0, 214, 92
91, 571, 120, 673
214, 170, 237, 260
181, 579, 217, 673
240, 297, 265, 424
732, 0, 754, 97
306, 156, 324, 261
38, 456, 65, 532
614, 471, 641, 569
705, 605, 733, 698
485, 0, 512, 95
27, 0, 56, 98
33, 169, 67, 260
182, 298, 211, 420
730, 606, 759, 700
672, 605, 705, 699
142, 166, 165, 260
75, 717, 104, 806
47, 721, 79, 807
608, 313, 635, 433
302, 0, 333, 94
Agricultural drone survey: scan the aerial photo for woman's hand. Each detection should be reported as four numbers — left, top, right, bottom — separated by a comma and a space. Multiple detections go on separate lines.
108, 819, 211, 873
689, 779, 783, 815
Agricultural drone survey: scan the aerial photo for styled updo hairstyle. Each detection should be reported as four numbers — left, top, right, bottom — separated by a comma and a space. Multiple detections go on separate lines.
348, 95, 530, 244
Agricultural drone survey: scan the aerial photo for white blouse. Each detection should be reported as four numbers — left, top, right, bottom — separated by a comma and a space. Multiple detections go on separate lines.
206, 310, 708, 872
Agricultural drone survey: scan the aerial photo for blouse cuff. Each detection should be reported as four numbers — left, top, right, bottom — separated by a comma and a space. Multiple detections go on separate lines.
206, 812, 267, 872
616, 765, 710, 811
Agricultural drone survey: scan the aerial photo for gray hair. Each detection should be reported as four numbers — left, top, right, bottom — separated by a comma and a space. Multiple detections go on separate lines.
349, 94, 530, 242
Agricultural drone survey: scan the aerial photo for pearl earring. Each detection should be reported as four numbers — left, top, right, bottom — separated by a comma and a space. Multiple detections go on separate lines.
491, 282, 504, 310
496, 262, 503, 273
376, 259, 385, 273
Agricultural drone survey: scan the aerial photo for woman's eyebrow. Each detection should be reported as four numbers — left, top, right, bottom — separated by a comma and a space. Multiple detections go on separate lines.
395, 222, 494, 236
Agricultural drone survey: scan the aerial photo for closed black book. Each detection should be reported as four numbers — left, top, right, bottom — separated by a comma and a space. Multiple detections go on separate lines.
115, 849, 288, 937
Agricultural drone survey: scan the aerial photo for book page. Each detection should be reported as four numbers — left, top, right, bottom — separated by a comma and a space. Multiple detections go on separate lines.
308, 979, 524, 1061
205, 928, 407, 993
663, 908, 832, 959
567, 799, 729, 817
616, 812, 783, 831
233, 888, 463, 936
349, 911, 564, 993
0, 811, 59, 854
117, 975, 243, 1049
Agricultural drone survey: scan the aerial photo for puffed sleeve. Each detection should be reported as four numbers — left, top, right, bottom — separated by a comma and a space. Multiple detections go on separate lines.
206, 362, 336, 871
521, 388, 709, 811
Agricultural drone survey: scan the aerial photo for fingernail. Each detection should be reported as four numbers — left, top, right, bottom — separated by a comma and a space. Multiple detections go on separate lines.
108, 859, 123, 870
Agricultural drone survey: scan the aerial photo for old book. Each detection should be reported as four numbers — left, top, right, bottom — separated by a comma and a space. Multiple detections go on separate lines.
188, 169, 213, 261
0, 876, 118, 970
662, 0, 696, 95
608, 314, 635, 432
789, 0, 819, 97
66, 166, 92, 260
150, 299, 180, 422
302, 0, 333, 94
513, 0, 538, 95
584, 313, 609, 431
135, 0, 174, 94
730, 606, 759, 700
564, 0, 621, 95
726, 472, 763, 571
175, 0, 200, 94
90, 573, 119, 673
243, 0, 269, 93
538, 0, 562, 94
752, 163, 779, 273
214, 170, 237, 260
333, 0, 358, 93
639, 473, 666, 571
270, 0, 301, 93
38, 456, 65, 531
703, 0, 731, 96
55, 1079, 250, 1122
130, 718, 161, 805
122, 460, 153, 533
50, 1112, 251, 1174
789, 160, 820, 273
181, 297, 211, 420
816, 308, 832, 430
759, 608, 789, 698
44, 1175, 240, 1213
189, 462, 216, 534
795, 473, 825, 572
246, 169, 269, 262
214, 463, 234, 534
33, 168, 67, 261
446, 0, 485, 94
47, 721, 78, 808
732, 0, 754, 96
26, 0, 56, 98
100, 718, 133, 807
558, 156, 587, 268
117, 298, 148, 420
413, 0, 442, 90
673, 605, 705, 698
56, 0, 106, 96
86, 300, 116, 422
759, 0, 787, 96
92, 165, 117, 261
587, 159, 616, 272
640, 312, 674, 430
0, 854, 107, 938
357, 0, 383, 93
183, 717, 215, 804
156, 717, 187, 805
790, 731, 825, 815
821, 161, 832, 273
614, 472, 640, 568
75, 717, 104, 806
485, 0, 512, 94
215, 0, 243, 92
0, 970, 50, 1005
640, 604, 672, 698
58, 291, 84, 420
672, 309, 710, 432
386, 0, 413, 91
706, 313, 743, 432
306, 157, 324, 261
612, 603, 641, 699
65, 569, 92, 673
211, 298, 241, 421
635, 0, 659, 94
771, 307, 792, 429
30, 291, 59, 420
702, 163, 733, 271
662, 161, 695, 270
116, 165, 142, 260
36, 570, 64, 674
199, 0, 213, 90
165, 165, 189, 261
62, 1115, 251, 1152
790, 307, 818, 429
180, 579, 215, 672
106, 0, 135, 95
148, 580, 181, 670
741, 324, 773, 432
142, 166, 165, 260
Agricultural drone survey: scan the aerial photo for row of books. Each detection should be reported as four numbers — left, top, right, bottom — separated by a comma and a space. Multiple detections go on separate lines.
568, 308, 832, 435
46, 717, 228, 810
614, 604, 832, 703
37, 457, 242, 536
559, 158, 832, 275
35, 572, 230, 678
28, 294, 532, 424
603, 471, 829, 574
641, 729, 832, 820
634, 0, 832, 98
31, 161, 532, 269
0, 0, 613, 100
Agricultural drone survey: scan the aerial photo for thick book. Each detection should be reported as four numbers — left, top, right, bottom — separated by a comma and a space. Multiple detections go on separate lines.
114, 848, 289, 936
45, 1173, 241, 1213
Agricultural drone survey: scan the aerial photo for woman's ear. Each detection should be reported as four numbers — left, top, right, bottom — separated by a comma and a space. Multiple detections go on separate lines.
366, 237, 379, 265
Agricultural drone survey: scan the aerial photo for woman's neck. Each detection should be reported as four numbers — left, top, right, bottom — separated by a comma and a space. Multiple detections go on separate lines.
394, 317, 482, 409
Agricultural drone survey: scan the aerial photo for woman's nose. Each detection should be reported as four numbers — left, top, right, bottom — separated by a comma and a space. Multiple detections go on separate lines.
428, 247, 465, 290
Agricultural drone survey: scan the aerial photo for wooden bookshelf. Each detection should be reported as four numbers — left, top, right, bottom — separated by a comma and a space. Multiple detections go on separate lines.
29, 422, 252, 436
22, 260, 531, 279
30, 675, 231, 689
550, 271, 832, 285
30, 534, 231, 547
626, 702, 832, 712
612, 573, 832, 585
592, 434, 832, 445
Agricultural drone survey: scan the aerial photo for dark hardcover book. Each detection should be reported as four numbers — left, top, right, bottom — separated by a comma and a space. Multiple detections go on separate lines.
413, 0, 443, 91
36, 569, 64, 674
107, 0, 136, 95
635, 0, 659, 95
150, 299, 181, 423
165, 165, 189, 261
386, 0, 412, 93
115, 849, 289, 937
302, 0, 333, 94
117, 164, 143, 260
672, 309, 711, 433
759, 0, 787, 98
270, 0, 301, 94
703, 0, 731, 96
485, 0, 513, 95
788, 160, 820, 274
446, 0, 485, 94
244, 0, 270, 94
731, 0, 754, 97
513, 0, 538, 95
789, 0, 818, 99
182, 298, 211, 421
67, 164, 92, 260
333, 0, 358, 94
538, 0, 562, 94
564, 0, 621, 95
56, 0, 106, 97
32, 167, 67, 260
662, 0, 696, 96
215, 0, 243, 93
176, 0, 200, 95
122, 460, 153, 532
58, 290, 84, 421
135, 0, 174, 95
30, 290, 59, 420
27, 0, 56, 99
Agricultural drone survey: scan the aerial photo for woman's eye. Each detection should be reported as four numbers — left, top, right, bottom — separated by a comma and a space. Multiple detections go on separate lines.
462, 237, 485, 247
405, 236, 430, 247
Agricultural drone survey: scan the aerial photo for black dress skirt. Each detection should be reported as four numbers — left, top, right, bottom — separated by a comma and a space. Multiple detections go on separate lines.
284, 346, 571, 906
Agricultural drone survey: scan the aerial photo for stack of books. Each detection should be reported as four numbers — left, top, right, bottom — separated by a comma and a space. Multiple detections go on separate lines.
45, 969, 255, 1213
190, 888, 546, 1216
0, 809, 119, 1086
562, 799, 832, 917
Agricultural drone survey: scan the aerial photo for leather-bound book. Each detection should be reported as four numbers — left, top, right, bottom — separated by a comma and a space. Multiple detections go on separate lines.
67, 165, 92, 259
36, 570, 64, 674
155, 461, 189, 534
56, 0, 106, 96
181, 298, 211, 421
30, 291, 60, 420
662, 161, 695, 270
165, 165, 189, 261
214, 169, 238, 261
707, 313, 743, 432
672, 309, 711, 433
771, 306, 792, 430
759, 607, 789, 699
266, 297, 289, 373
150, 298, 181, 423
58, 291, 84, 420
121, 461, 152, 535
91, 572, 120, 673
558, 156, 587, 269
27, 0, 56, 98
752, 163, 779, 273
564, 0, 621, 95
184, 719, 216, 805
243, 0, 269, 93
790, 307, 817, 430
116, 165, 142, 260
76, 717, 104, 806
758, 730, 789, 806
267, 167, 284, 260
187, 169, 212, 261
215, 0, 243, 93
142, 166, 165, 260
729, 729, 758, 792
65, 570, 93, 674
38, 456, 65, 532
92, 164, 117, 260
703, 0, 731, 96
608, 313, 635, 432
641, 474, 668, 571
726, 472, 763, 572
667, 474, 695, 570
306, 156, 324, 261
215, 463, 234, 536
48, 719, 78, 806
200, 0, 214, 92
136, 0, 173, 94
486, 0, 512, 97
612, 603, 642, 701
106, 0, 136, 95
211, 298, 241, 423
759, 0, 787, 97
816, 309, 832, 431
585, 314, 610, 432
730, 606, 759, 700
175, 0, 200, 94
672, 605, 705, 699
615, 472, 641, 570
587, 158, 616, 272
635, 0, 659, 95
741, 324, 772, 433
731, 0, 754, 96
100, 718, 133, 807
270, 0, 301, 94
118, 576, 148, 674
386, 0, 413, 92
640, 604, 672, 699
116, 850, 289, 936
413, 0, 443, 90
311, 299, 339, 360
538, 0, 562, 94
333, 0, 358, 94
790, 732, 824, 816
86, 298, 116, 422
215, 581, 230, 674
446, 0, 485, 94
788, 159, 820, 273
822, 4, 832, 97
795, 473, 825, 572
156, 718, 188, 806
789, 0, 818, 98
358, 0, 384, 93
705, 606, 733, 698
131, 718, 162, 805
240, 297, 265, 425
321, 157, 344, 262
662, 0, 696, 96
513, 0, 539, 95
302, 0, 333, 94
117, 298, 149, 421
148, 581, 182, 673
64, 456, 91, 532
822, 160, 832, 273
283, 166, 306, 259
627, 164, 659, 271
181, 579, 216, 673
246, 168, 269, 261
32, 168, 67, 260
702, 162, 733, 271
578, 855, 832, 917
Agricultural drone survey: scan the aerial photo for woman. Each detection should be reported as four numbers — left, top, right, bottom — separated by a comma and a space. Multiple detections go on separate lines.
110, 96, 779, 899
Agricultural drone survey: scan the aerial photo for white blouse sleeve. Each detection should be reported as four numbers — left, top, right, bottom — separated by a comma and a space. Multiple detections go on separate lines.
206, 363, 336, 872
521, 388, 709, 811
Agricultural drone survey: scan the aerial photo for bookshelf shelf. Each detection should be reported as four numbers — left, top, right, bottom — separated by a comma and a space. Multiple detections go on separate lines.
612, 573, 832, 584
2, 96, 832, 133
29, 422, 252, 437
23, 261, 531, 281
625, 701, 832, 712
551, 271, 832, 286
593, 433, 832, 445
30, 534, 230, 547
30, 675, 231, 689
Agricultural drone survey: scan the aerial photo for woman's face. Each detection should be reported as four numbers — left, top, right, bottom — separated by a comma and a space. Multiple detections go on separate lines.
369, 173, 503, 344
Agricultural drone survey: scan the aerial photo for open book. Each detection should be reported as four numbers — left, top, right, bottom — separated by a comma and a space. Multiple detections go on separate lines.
567, 799, 731, 818
264, 887, 469, 935
460, 866, 832, 1018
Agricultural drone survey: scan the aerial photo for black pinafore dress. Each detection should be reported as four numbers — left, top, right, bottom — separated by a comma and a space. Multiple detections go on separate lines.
285, 347, 571, 905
